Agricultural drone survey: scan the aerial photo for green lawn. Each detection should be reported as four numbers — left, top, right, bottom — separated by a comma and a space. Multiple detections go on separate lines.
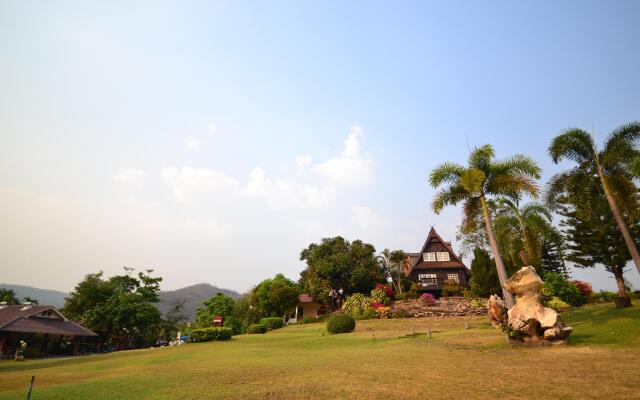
1, 302, 639, 399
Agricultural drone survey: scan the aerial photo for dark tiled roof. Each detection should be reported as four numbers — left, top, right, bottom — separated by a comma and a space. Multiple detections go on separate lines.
0, 305, 96, 337
1, 317, 96, 336
406, 227, 469, 276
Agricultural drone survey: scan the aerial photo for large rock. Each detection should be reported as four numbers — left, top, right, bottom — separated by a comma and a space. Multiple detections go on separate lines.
503, 266, 573, 344
487, 295, 507, 328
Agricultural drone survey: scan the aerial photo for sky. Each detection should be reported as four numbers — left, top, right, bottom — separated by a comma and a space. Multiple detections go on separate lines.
1, 1, 639, 293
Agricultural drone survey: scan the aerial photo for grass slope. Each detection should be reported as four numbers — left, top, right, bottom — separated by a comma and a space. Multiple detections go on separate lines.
1, 303, 638, 399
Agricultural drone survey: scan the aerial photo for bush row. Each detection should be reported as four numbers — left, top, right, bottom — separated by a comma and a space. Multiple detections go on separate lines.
190, 327, 233, 342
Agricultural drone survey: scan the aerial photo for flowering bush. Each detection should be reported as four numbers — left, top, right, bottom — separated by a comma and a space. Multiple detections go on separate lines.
420, 293, 436, 306
375, 283, 395, 298
370, 288, 387, 305
571, 280, 593, 298
371, 302, 384, 309
376, 306, 392, 319
342, 293, 372, 318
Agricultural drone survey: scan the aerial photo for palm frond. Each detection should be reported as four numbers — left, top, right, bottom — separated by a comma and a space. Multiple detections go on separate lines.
521, 203, 552, 222
632, 156, 640, 178
461, 197, 482, 233
468, 144, 495, 171
549, 128, 597, 164
432, 184, 469, 214
488, 173, 540, 199
492, 154, 542, 180
429, 162, 465, 188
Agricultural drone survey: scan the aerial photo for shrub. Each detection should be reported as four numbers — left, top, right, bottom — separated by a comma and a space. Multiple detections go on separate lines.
342, 293, 372, 318
247, 324, 268, 334
395, 292, 408, 301
375, 283, 395, 298
420, 293, 436, 306
375, 306, 392, 319
542, 273, 587, 307
547, 297, 571, 311
589, 291, 616, 304
327, 314, 356, 334
190, 327, 233, 342
571, 280, 593, 298
462, 290, 474, 298
441, 280, 461, 297
370, 288, 388, 305
405, 290, 418, 300
259, 317, 284, 331
470, 298, 487, 308
392, 309, 411, 319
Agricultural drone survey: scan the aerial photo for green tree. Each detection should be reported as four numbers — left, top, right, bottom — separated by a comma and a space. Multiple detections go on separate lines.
196, 293, 236, 326
632, 156, 640, 178
430, 145, 542, 307
251, 274, 300, 318
469, 247, 501, 298
554, 185, 638, 301
64, 268, 164, 346
0, 288, 20, 305
549, 122, 640, 274
540, 232, 569, 278
494, 200, 553, 270
22, 296, 39, 305
299, 237, 384, 301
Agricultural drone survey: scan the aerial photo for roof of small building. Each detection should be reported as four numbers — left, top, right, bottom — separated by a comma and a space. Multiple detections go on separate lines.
0, 304, 96, 337
298, 293, 315, 303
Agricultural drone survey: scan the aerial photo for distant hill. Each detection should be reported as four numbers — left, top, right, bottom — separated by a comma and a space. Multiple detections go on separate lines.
1, 282, 241, 322
157, 283, 242, 322
0, 283, 68, 308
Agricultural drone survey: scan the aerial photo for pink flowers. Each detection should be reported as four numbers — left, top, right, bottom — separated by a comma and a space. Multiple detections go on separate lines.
375, 283, 395, 298
420, 293, 436, 306
371, 302, 384, 309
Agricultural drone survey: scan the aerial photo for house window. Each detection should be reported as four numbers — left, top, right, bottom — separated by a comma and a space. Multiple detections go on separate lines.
437, 252, 450, 261
447, 273, 459, 283
418, 273, 437, 286
424, 252, 436, 262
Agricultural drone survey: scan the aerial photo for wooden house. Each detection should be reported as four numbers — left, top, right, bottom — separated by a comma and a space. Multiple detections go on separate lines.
404, 227, 470, 295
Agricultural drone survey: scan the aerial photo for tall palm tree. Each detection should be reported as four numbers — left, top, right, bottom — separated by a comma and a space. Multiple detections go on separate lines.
430, 145, 541, 308
548, 122, 640, 274
632, 156, 640, 178
494, 199, 553, 269
377, 249, 407, 294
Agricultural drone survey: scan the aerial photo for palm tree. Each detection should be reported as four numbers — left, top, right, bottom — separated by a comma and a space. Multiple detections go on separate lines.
632, 156, 640, 178
377, 249, 407, 294
494, 200, 553, 269
430, 145, 541, 308
548, 122, 640, 274
0, 288, 20, 305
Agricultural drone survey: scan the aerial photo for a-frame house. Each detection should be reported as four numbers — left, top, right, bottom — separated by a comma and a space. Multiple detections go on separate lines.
404, 227, 470, 295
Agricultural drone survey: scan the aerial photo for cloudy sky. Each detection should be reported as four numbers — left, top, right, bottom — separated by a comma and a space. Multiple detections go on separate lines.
1, 1, 639, 293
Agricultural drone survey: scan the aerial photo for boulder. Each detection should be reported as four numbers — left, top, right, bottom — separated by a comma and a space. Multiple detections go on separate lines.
487, 295, 507, 328
503, 266, 573, 344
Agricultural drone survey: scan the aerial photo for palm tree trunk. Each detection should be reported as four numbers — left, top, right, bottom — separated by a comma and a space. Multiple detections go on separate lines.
598, 168, 640, 274
480, 196, 515, 308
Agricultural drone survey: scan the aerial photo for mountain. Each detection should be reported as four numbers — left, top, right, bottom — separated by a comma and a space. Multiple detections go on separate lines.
0, 283, 68, 308
157, 283, 242, 322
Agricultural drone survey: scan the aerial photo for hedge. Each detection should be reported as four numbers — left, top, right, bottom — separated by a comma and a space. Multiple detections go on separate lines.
259, 317, 284, 331
327, 314, 356, 334
247, 323, 268, 334
190, 327, 233, 343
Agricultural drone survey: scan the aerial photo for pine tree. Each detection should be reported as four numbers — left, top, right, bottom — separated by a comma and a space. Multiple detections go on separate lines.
469, 247, 502, 298
540, 235, 568, 278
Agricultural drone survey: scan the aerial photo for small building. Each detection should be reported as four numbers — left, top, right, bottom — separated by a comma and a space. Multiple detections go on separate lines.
404, 227, 470, 295
0, 303, 97, 358
288, 294, 325, 323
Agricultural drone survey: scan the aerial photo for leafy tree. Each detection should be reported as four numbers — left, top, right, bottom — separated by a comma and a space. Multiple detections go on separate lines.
251, 274, 300, 318
299, 237, 384, 302
196, 293, 235, 326
227, 295, 260, 335
541, 273, 586, 307
64, 268, 164, 346
469, 247, 501, 298
0, 288, 20, 305
554, 185, 639, 300
22, 296, 39, 305
430, 144, 542, 307
548, 122, 640, 274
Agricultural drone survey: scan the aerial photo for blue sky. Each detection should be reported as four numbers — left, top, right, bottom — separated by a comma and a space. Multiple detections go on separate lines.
1, 1, 639, 292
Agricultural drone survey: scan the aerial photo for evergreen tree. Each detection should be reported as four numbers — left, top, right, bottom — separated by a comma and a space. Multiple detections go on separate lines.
540, 233, 568, 278
469, 247, 501, 298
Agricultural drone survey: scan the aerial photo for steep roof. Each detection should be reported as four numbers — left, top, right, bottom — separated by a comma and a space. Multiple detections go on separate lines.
407, 227, 469, 275
0, 305, 96, 337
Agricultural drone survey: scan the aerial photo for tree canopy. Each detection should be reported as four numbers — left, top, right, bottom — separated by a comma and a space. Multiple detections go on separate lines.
299, 236, 384, 301
196, 293, 236, 326
0, 288, 20, 305
251, 274, 300, 317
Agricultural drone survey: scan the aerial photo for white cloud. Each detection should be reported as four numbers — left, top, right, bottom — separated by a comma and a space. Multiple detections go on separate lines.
208, 124, 221, 136
296, 155, 312, 168
184, 136, 198, 150
246, 167, 336, 209
161, 167, 240, 202
315, 126, 373, 187
112, 168, 145, 183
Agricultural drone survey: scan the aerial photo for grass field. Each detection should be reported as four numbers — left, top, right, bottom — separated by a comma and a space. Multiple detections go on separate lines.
1, 302, 639, 399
